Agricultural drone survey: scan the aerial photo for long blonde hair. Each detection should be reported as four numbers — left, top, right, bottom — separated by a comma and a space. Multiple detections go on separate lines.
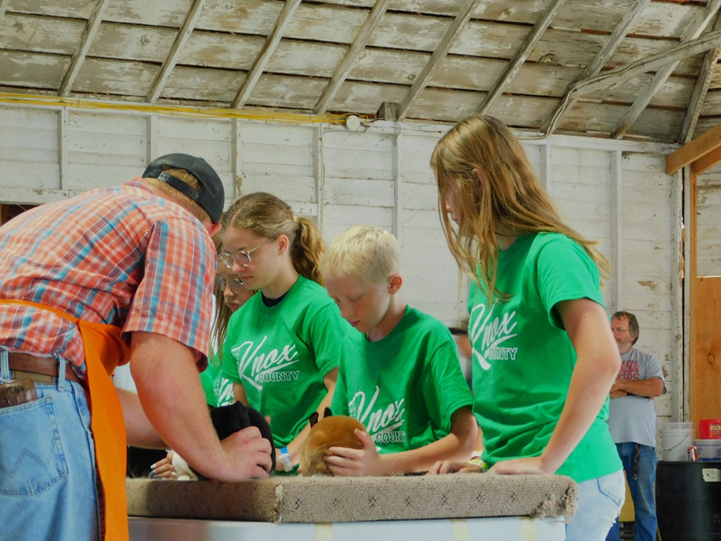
430, 115, 610, 301
210, 235, 233, 365
222, 192, 325, 285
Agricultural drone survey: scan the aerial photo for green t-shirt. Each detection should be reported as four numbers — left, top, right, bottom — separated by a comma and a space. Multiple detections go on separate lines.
331, 306, 473, 454
222, 275, 347, 450
469, 232, 621, 483
200, 347, 234, 408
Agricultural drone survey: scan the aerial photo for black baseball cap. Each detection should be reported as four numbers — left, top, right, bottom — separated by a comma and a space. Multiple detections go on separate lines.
143, 153, 225, 223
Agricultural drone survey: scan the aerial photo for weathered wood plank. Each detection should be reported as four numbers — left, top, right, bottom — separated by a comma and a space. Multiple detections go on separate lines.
70, 58, 158, 97
240, 174, 317, 203
0, 13, 85, 53
0, 51, 70, 89
397, 0, 480, 119
8, 0, 701, 40
232, 0, 302, 109
147, 0, 207, 103
59, 0, 112, 96
477, 0, 568, 114
323, 177, 394, 206
313, 0, 389, 114
612, 0, 721, 138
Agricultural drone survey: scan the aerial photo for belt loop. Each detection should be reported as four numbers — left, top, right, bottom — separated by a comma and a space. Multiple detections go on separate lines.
0, 349, 10, 383
56, 354, 67, 391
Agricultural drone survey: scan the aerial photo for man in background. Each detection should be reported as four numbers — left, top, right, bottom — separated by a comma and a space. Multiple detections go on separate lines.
606, 310, 666, 541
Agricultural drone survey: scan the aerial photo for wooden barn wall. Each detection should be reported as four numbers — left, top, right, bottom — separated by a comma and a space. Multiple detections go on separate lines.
0, 104, 682, 436
697, 167, 721, 278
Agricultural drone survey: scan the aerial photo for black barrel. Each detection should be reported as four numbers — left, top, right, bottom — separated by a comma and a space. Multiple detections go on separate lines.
656, 461, 721, 541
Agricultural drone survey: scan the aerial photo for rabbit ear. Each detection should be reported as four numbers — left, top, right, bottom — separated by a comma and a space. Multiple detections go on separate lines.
309, 411, 320, 427
323, 407, 333, 418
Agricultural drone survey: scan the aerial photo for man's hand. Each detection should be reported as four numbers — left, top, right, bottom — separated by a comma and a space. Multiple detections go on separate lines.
609, 380, 629, 398
218, 426, 273, 481
325, 430, 388, 477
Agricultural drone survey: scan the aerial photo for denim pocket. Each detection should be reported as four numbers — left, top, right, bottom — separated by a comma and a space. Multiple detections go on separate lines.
597, 470, 625, 509
0, 396, 68, 495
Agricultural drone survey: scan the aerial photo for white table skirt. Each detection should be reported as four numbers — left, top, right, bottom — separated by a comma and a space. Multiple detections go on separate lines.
129, 516, 567, 541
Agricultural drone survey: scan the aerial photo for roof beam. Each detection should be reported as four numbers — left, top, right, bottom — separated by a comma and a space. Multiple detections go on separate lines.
611, 0, 721, 139
679, 12, 721, 144
693, 144, 721, 175
59, 0, 112, 96
147, 0, 206, 103
545, 27, 721, 139
397, 0, 480, 121
232, 0, 302, 109
667, 121, 721, 174
313, 0, 390, 114
476, 0, 567, 115
541, 0, 651, 134
0, 0, 11, 21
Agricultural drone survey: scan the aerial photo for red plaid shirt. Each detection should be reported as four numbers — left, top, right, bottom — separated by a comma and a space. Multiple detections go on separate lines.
0, 179, 216, 379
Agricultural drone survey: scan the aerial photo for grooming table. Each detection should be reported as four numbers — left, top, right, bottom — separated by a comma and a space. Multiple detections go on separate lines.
126, 474, 577, 541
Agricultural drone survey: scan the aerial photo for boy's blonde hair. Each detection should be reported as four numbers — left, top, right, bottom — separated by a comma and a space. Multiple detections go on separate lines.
321, 225, 402, 285
430, 115, 610, 301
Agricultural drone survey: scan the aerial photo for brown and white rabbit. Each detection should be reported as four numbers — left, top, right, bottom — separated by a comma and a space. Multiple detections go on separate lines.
299, 408, 366, 476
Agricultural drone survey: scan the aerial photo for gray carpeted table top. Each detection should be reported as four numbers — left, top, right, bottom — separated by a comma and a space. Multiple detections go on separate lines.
126, 473, 577, 524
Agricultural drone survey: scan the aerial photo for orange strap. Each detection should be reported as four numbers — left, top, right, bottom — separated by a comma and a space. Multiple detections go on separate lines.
0, 299, 130, 541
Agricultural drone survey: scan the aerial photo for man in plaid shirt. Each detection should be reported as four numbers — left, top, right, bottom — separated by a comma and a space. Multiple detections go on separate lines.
0, 154, 272, 541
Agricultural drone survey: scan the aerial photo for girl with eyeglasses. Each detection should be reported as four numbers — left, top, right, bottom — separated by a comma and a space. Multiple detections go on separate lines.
200, 240, 257, 409
427, 115, 624, 540
219, 192, 351, 474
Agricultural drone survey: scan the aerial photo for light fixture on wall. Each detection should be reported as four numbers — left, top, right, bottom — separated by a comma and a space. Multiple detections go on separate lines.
344, 115, 363, 132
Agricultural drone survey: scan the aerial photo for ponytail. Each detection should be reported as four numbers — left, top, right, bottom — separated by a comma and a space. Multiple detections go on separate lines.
292, 216, 325, 285
223, 192, 325, 285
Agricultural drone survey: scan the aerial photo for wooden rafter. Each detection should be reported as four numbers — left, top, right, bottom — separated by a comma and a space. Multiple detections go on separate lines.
667, 120, 721, 174
397, 0, 480, 121
541, 0, 651, 134
147, 0, 207, 103
693, 144, 721, 174
477, 0, 567, 115
232, 0, 302, 109
544, 28, 721, 138
313, 0, 390, 114
0, 0, 10, 21
679, 12, 721, 144
612, 0, 721, 139
59, 0, 112, 96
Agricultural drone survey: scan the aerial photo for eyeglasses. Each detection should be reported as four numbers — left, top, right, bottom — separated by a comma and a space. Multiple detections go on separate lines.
611, 327, 629, 334
219, 244, 262, 269
216, 276, 245, 294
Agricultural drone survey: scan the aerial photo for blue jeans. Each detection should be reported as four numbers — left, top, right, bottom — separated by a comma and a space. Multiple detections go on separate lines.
0, 350, 101, 541
567, 469, 625, 541
605, 442, 657, 541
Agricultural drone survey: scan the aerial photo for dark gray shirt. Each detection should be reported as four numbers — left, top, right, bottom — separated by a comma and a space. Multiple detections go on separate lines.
607, 348, 666, 448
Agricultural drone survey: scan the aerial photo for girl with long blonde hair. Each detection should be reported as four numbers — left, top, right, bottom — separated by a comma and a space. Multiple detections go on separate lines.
429, 116, 624, 540
220, 192, 350, 474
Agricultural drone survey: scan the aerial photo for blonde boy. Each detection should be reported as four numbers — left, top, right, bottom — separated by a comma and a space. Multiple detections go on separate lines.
320, 225, 477, 476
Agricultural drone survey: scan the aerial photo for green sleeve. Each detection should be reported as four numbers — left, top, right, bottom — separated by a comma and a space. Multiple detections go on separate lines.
200, 349, 221, 407
535, 237, 604, 329
221, 320, 241, 383
305, 303, 348, 376
421, 339, 474, 432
